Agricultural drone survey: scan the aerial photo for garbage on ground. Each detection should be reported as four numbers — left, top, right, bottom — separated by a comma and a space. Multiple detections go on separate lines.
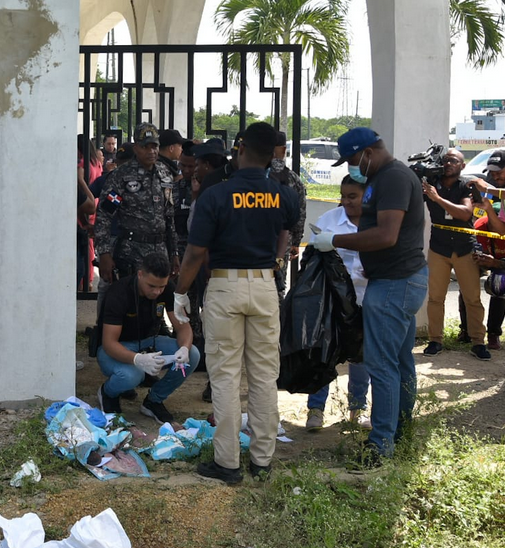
9, 459, 41, 488
43, 397, 256, 480
0, 507, 131, 548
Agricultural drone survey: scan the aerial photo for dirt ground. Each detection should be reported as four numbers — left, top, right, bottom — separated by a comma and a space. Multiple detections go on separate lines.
1, 293, 505, 547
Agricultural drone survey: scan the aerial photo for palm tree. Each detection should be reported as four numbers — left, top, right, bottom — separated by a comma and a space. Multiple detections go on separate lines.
450, 0, 504, 67
214, 0, 350, 132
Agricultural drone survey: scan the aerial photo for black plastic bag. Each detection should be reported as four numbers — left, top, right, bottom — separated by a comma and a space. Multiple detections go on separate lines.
277, 246, 363, 394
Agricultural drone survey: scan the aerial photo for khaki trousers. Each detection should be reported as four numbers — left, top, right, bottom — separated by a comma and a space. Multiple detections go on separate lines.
203, 269, 280, 469
427, 249, 485, 344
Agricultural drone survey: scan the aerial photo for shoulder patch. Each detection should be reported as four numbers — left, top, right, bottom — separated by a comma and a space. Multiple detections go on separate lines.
101, 191, 123, 213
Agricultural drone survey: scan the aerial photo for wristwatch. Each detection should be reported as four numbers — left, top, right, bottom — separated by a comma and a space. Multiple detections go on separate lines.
276, 257, 285, 270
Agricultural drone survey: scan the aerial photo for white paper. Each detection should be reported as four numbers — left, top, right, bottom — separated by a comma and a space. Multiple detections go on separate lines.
276, 436, 293, 443
9, 460, 41, 488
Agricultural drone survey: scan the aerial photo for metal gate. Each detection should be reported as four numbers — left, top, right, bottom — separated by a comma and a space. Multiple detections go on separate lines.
78, 43, 303, 298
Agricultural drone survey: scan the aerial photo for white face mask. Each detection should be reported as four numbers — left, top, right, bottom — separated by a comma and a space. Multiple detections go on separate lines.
348, 151, 370, 184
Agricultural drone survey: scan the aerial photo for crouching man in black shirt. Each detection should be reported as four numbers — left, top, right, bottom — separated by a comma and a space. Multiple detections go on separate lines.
97, 253, 200, 428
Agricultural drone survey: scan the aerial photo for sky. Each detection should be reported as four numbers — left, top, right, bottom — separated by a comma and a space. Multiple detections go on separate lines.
101, 0, 505, 129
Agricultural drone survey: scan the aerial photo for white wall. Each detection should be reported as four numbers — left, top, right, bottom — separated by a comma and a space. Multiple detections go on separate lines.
0, 1, 80, 405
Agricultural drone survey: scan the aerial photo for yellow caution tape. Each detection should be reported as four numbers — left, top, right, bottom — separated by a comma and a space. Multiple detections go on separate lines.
301, 222, 505, 247
433, 223, 505, 240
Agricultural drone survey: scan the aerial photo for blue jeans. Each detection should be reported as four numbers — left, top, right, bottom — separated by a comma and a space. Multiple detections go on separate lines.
363, 266, 428, 456
307, 362, 370, 411
97, 336, 200, 402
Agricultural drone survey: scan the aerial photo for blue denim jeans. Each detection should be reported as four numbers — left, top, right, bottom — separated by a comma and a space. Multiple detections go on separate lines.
307, 362, 370, 411
97, 336, 200, 402
363, 265, 428, 456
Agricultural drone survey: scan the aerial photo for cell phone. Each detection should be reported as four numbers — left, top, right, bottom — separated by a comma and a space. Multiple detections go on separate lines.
468, 184, 483, 204
309, 223, 321, 235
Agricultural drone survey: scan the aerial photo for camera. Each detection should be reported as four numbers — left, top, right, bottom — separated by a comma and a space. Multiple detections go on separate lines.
408, 143, 446, 185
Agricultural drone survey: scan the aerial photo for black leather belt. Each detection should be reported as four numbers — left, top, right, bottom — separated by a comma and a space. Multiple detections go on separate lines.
119, 230, 165, 244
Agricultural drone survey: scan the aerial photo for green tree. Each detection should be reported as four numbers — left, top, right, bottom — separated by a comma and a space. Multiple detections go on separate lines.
214, 0, 350, 132
192, 106, 261, 147
450, 0, 504, 67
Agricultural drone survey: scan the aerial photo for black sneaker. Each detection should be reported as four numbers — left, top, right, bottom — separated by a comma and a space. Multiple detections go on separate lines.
347, 443, 384, 473
470, 344, 491, 361
249, 461, 272, 480
119, 389, 138, 400
202, 381, 212, 403
423, 341, 443, 356
97, 384, 122, 414
197, 461, 243, 484
140, 396, 174, 424
457, 330, 472, 343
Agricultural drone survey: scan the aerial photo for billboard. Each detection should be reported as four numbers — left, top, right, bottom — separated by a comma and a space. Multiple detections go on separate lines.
472, 99, 505, 112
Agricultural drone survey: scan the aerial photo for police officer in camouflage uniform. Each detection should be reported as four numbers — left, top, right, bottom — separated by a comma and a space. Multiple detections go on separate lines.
269, 131, 307, 298
95, 123, 179, 282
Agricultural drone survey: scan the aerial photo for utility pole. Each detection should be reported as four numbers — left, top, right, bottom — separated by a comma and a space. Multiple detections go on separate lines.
306, 68, 311, 140
270, 75, 275, 126
355, 90, 359, 118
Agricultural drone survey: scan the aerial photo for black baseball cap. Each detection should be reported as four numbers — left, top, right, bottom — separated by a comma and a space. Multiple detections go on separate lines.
116, 142, 134, 161
192, 138, 227, 158
276, 131, 287, 147
159, 129, 185, 147
485, 149, 505, 172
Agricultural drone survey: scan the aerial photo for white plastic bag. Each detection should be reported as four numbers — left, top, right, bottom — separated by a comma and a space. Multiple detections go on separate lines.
0, 513, 45, 548
0, 508, 131, 548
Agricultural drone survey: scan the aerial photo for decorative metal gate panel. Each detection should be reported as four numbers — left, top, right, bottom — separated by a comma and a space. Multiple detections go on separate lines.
78, 44, 303, 298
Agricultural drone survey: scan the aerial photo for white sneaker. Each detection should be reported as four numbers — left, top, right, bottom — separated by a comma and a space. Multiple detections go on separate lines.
350, 409, 372, 430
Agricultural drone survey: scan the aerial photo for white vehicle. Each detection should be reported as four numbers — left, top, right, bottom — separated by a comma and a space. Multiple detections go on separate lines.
461, 147, 503, 177
285, 139, 348, 185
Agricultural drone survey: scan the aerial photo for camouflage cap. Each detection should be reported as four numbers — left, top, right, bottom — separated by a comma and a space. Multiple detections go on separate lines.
133, 123, 160, 146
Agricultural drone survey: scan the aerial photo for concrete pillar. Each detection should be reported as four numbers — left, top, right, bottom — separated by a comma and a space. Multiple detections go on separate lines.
366, 0, 450, 332
367, 0, 451, 158
0, 1, 80, 405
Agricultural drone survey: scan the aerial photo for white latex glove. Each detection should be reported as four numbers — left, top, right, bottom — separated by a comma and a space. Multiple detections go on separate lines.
312, 232, 336, 252
133, 351, 164, 375
174, 292, 191, 324
174, 345, 189, 364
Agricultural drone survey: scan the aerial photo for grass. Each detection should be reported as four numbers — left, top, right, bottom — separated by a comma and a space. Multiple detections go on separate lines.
2, 322, 503, 547
239, 408, 505, 548
306, 183, 341, 201
0, 410, 80, 498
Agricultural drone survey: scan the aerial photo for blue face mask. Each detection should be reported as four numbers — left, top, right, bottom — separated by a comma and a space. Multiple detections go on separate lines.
348, 151, 369, 184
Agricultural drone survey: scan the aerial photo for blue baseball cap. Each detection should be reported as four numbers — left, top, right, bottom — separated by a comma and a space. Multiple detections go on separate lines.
332, 127, 381, 166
